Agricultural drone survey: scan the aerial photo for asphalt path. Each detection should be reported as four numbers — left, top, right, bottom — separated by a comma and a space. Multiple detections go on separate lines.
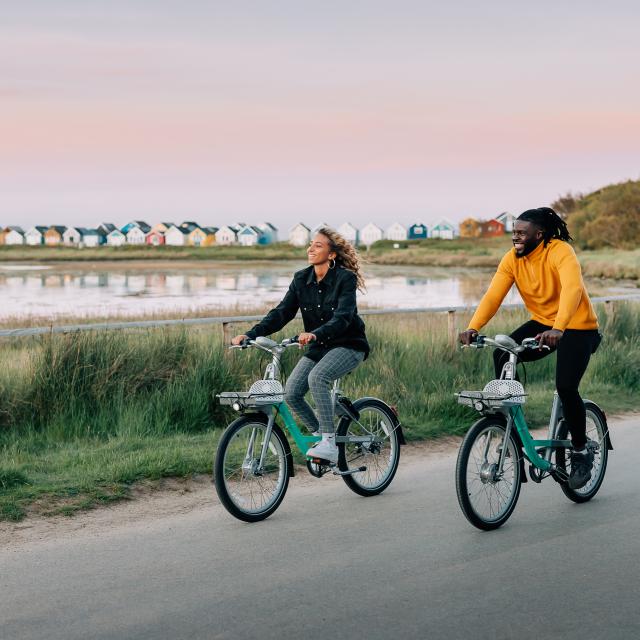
1, 414, 639, 640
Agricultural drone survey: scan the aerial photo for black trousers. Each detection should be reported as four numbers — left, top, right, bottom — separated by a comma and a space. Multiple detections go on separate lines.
493, 320, 601, 449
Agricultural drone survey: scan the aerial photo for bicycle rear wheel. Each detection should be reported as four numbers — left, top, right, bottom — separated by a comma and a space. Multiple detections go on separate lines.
337, 398, 401, 497
456, 417, 522, 530
214, 415, 290, 522
555, 401, 609, 503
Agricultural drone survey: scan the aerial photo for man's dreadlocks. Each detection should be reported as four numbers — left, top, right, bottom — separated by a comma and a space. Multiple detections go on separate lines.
517, 207, 572, 246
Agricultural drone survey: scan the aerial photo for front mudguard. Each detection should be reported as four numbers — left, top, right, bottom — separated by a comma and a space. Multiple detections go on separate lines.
233, 411, 295, 477
476, 413, 528, 483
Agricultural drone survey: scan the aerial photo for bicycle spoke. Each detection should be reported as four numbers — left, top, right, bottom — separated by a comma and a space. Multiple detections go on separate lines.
463, 425, 518, 523
341, 404, 398, 491
221, 423, 286, 515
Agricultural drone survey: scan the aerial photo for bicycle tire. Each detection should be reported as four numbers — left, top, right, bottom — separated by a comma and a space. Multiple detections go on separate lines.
214, 415, 290, 522
456, 417, 522, 530
337, 398, 401, 497
555, 401, 609, 503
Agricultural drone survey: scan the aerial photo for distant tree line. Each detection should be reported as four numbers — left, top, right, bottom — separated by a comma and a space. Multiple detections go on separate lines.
552, 179, 640, 250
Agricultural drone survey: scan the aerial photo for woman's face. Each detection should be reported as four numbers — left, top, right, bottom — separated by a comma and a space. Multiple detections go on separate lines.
307, 234, 335, 265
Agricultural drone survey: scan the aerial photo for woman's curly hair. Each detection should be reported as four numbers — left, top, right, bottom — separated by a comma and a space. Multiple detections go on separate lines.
316, 227, 366, 292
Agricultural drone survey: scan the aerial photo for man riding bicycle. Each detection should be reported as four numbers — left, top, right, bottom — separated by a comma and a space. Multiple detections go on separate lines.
459, 207, 601, 490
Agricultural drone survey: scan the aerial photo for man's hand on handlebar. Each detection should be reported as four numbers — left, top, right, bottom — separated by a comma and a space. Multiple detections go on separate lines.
297, 332, 317, 346
535, 329, 563, 350
231, 334, 249, 346
459, 329, 478, 346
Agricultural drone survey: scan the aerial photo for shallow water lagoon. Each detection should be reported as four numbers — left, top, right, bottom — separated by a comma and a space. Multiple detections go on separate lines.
0, 261, 632, 321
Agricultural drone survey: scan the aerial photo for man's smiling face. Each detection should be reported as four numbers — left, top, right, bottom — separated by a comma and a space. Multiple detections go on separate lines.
512, 219, 543, 258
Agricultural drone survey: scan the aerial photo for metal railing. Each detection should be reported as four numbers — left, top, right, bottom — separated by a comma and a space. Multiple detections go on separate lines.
1, 294, 638, 345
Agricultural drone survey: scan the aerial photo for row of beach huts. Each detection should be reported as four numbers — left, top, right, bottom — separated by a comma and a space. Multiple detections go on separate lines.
0, 213, 514, 248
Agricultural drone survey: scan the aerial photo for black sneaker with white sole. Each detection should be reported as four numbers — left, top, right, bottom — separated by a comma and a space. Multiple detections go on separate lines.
568, 449, 594, 490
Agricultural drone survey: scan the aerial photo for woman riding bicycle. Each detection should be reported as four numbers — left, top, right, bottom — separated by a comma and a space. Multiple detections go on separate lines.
231, 227, 369, 463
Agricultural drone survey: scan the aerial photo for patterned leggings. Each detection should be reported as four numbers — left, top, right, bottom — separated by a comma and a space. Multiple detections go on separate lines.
284, 347, 365, 434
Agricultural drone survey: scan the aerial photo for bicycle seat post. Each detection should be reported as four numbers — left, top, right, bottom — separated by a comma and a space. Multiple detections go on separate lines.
545, 391, 563, 462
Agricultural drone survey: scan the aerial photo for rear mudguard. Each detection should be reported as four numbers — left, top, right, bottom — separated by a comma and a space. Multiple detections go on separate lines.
337, 396, 406, 445
554, 400, 613, 451
583, 400, 613, 450
235, 411, 295, 477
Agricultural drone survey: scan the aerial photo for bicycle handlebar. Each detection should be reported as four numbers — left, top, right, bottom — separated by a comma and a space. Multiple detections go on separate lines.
463, 335, 550, 353
229, 336, 301, 351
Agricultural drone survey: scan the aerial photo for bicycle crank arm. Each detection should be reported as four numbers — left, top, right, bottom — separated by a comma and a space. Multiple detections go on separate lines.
550, 464, 569, 482
332, 466, 367, 476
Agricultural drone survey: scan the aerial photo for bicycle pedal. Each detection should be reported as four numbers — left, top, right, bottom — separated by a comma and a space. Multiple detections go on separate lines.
308, 456, 336, 466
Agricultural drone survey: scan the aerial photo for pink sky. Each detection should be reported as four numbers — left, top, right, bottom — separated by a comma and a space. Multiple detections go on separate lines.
1, 2, 639, 230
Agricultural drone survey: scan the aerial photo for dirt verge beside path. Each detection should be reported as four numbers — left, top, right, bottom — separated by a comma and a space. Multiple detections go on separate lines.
0, 437, 461, 550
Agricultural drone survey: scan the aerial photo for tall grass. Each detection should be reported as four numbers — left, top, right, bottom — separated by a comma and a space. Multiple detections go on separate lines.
1, 329, 239, 438
1, 302, 638, 520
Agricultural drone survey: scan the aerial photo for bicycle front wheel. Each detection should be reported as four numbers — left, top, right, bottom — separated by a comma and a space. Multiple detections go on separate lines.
214, 415, 290, 522
456, 417, 522, 530
555, 401, 609, 503
337, 398, 401, 497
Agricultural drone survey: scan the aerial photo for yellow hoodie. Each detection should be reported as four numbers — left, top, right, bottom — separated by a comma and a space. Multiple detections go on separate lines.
468, 240, 598, 332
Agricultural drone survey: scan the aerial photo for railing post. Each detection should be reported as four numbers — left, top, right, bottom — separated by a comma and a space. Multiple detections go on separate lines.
447, 309, 457, 349
604, 299, 617, 328
222, 322, 233, 348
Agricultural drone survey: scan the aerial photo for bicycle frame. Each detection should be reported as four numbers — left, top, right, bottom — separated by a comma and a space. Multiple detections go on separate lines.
232, 340, 371, 472
506, 396, 571, 473
273, 402, 319, 454
493, 345, 571, 475
243, 342, 321, 469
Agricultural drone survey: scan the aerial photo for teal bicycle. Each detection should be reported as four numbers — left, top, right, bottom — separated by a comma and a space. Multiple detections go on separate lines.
455, 334, 612, 530
214, 336, 405, 522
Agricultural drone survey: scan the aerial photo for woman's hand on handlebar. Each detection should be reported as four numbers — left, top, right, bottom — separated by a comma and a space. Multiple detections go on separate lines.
535, 329, 563, 350
459, 329, 478, 345
231, 334, 249, 346
298, 332, 317, 346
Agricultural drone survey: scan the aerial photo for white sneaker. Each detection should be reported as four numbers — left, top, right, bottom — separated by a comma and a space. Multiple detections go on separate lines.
306, 436, 338, 464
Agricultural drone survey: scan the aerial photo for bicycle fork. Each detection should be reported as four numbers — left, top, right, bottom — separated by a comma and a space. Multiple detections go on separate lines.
243, 410, 277, 475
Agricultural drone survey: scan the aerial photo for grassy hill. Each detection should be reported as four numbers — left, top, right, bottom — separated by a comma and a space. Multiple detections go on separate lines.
553, 179, 640, 250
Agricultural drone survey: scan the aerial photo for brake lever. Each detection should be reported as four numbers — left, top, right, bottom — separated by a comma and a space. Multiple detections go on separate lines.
523, 343, 551, 352
229, 340, 252, 350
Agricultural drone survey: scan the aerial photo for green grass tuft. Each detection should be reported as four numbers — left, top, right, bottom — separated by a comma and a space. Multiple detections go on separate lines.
0, 468, 30, 490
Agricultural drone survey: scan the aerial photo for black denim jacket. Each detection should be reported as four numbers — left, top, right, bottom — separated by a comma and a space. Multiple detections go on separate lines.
245, 265, 369, 361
